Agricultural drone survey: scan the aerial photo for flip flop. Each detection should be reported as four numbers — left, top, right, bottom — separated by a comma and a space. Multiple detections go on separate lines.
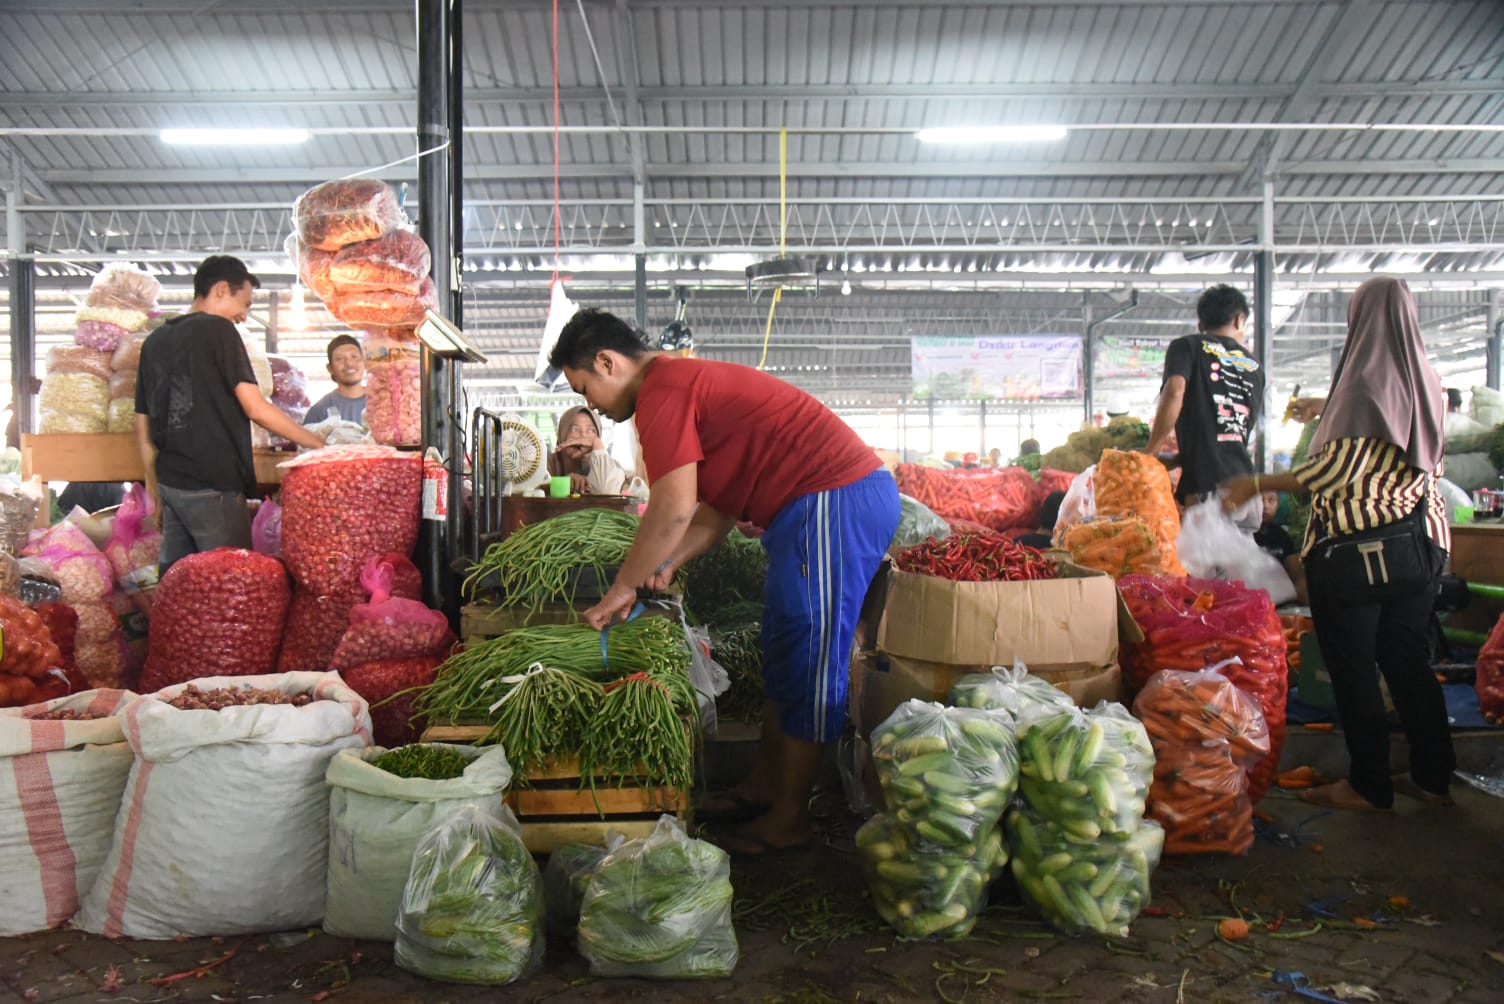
716, 830, 812, 858
1391, 773, 1455, 807
695, 790, 772, 823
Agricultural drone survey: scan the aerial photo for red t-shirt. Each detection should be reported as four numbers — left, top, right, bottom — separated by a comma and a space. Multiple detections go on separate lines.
634, 356, 881, 529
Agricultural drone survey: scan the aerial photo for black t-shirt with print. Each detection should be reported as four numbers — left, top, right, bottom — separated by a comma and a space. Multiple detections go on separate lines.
135, 312, 259, 497
1162, 333, 1263, 500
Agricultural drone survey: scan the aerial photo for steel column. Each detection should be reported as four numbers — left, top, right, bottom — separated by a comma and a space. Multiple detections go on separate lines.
1488, 290, 1501, 392
6, 162, 34, 447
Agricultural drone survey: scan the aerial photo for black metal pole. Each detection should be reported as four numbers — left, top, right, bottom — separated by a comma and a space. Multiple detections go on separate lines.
1254, 250, 1274, 472
418, 0, 454, 616
8, 256, 34, 448
634, 253, 648, 333
445, 0, 466, 579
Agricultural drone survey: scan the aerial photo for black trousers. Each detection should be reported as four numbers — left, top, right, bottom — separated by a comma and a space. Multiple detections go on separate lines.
1307, 551, 1455, 807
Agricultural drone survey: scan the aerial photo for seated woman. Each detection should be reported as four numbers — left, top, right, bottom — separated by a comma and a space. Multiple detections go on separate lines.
1253, 490, 1308, 604
548, 406, 628, 495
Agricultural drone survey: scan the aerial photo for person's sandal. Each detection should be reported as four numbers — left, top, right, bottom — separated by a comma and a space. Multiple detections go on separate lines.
1392, 773, 1456, 807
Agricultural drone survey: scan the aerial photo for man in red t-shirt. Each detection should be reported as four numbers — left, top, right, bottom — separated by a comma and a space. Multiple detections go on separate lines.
550, 308, 899, 855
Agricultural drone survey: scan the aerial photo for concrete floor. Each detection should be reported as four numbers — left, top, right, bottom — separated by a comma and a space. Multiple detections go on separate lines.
2, 729, 1502, 1004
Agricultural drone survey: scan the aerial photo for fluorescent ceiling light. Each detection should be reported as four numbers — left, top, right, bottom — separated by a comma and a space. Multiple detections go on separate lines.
160, 127, 310, 146
916, 125, 1068, 144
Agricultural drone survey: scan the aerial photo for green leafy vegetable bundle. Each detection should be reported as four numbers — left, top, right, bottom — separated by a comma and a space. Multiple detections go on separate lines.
681, 531, 768, 625
395, 804, 544, 985
578, 816, 738, 979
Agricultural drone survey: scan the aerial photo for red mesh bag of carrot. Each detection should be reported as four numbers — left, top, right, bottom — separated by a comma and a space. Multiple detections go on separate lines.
1119, 575, 1287, 802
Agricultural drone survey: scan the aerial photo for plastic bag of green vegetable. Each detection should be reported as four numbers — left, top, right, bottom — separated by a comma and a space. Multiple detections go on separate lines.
871, 700, 1019, 850
889, 494, 951, 553
394, 803, 544, 985
949, 660, 1074, 727
1016, 702, 1154, 839
1007, 804, 1164, 937
577, 815, 738, 979
325, 743, 514, 942
543, 842, 608, 937
856, 812, 1006, 940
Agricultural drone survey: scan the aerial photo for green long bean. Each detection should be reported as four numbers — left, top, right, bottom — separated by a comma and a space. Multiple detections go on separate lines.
581, 673, 694, 793
463, 508, 643, 609
482, 664, 603, 779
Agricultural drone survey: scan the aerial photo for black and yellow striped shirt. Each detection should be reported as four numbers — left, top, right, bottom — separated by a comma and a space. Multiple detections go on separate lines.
1291, 437, 1449, 557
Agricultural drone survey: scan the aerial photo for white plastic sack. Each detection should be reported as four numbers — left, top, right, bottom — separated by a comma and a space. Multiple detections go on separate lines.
1471, 384, 1504, 429
1051, 465, 1096, 545
534, 278, 579, 392
76, 672, 371, 939
1178, 501, 1296, 606
1443, 452, 1501, 493
0, 690, 135, 936
1437, 477, 1472, 513
324, 743, 513, 942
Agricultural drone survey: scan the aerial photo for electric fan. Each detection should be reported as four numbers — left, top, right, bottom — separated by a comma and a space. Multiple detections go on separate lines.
499, 415, 549, 495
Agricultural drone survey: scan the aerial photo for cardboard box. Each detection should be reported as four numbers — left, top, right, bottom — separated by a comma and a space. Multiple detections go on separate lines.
851, 649, 1121, 739
875, 560, 1128, 672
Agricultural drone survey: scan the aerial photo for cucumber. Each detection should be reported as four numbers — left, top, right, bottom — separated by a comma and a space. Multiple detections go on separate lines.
1023, 732, 1055, 781
915, 820, 958, 848
1039, 873, 1074, 922
908, 902, 970, 939
1057, 860, 1099, 885
1087, 770, 1119, 819
1010, 811, 1043, 860
864, 840, 901, 862
876, 860, 929, 883
921, 770, 976, 797
1068, 884, 1108, 933
937, 860, 974, 907
1052, 730, 1082, 784
889, 734, 947, 757
957, 715, 1013, 748
1060, 817, 1102, 841
896, 750, 954, 777
1037, 851, 1074, 875
1073, 722, 1105, 774
1088, 860, 1123, 899
885, 774, 928, 799
924, 808, 978, 846
930, 792, 979, 819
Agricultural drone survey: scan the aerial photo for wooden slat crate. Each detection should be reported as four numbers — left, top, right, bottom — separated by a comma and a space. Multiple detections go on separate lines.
419, 724, 692, 854
459, 602, 585, 641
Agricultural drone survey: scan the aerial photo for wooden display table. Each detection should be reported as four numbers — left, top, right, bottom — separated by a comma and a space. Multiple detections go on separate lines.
21, 433, 289, 487
1448, 522, 1504, 633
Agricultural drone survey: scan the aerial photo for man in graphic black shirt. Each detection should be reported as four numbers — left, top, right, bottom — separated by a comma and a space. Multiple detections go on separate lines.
135, 256, 327, 573
1146, 284, 1264, 527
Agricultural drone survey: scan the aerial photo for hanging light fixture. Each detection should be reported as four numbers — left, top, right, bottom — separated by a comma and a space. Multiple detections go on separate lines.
286, 283, 308, 331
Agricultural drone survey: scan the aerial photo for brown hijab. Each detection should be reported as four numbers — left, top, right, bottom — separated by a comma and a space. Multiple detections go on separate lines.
1308, 276, 1444, 472
547, 405, 600, 477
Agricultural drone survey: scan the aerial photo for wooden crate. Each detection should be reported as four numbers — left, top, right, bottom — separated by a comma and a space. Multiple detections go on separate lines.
419, 724, 692, 854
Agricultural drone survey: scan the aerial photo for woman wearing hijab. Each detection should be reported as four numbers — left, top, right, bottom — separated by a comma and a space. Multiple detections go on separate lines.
548, 405, 628, 494
1220, 276, 1453, 811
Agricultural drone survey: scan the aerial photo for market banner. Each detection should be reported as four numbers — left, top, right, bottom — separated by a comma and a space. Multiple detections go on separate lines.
910, 335, 1082, 400
1097, 335, 1172, 380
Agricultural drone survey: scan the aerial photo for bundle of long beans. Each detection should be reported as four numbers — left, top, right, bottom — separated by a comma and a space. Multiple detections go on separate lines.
463, 508, 642, 609
481, 663, 603, 779
710, 624, 765, 724
582, 672, 695, 793
416, 617, 690, 723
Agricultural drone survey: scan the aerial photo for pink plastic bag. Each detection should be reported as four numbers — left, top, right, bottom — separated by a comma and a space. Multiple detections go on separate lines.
104, 484, 162, 581
329, 556, 454, 670
139, 548, 292, 692
251, 497, 282, 557
23, 521, 114, 605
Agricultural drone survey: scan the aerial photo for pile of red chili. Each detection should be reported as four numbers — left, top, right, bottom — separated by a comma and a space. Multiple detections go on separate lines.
895, 532, 1057, 582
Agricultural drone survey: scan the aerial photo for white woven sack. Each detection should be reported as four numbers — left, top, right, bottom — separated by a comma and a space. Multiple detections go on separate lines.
0, 689, 135, 936
324, 743, 513, 941
75, 672, 370, 939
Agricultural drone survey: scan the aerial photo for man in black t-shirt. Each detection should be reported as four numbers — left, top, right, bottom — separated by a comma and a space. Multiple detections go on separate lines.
1146, 284, 1264, 527
135, 256, 327, 573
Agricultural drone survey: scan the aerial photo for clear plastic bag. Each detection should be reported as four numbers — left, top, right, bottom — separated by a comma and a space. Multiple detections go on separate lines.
1007, 804, 1164, 937
1178, 501, 1295, 605
75, 305, 148, 336
293, 178, 405, 252
329, 230, 431, 294
394, 803, 544, 985
23, 521, 113, 604
74, 319, 128, 352
329, 555, 454, 670
889, 494, 951, 553
948, 660, 1074, 727
328, 279, 436, 329
1060, 516, 1166, 579
364, 353, 422, 447
104, 484, 161, 583
578, 815, 738, 979
857, 812, 1003, 940
1051, 465, 1097, 545
543, 842, 609, 937
251, 497, 282, 556
1016, 702, 1154, 839
86, 262, 161, 313
39, 374, 110, 434
46, 346, 114, 381
870, 700, 1019, 850
110, 331, 148, 374
0, 488, 39, 557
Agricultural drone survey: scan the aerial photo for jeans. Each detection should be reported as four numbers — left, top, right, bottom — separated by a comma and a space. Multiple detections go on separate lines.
1307, 544, 1455, 807
157, 484, 252, 575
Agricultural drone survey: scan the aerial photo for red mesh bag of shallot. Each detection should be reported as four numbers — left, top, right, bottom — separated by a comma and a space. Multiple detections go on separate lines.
329, 556, 454, 671
139, 548, 291, 692
278, 586, 363, 673
341, 655, 442, 747
279, 446, 422, 596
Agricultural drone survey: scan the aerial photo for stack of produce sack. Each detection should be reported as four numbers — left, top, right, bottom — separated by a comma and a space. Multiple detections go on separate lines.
1438, 386, 1504, 491
332, 554, 455, 746
291, 179, 432, 446
140, 547, 291, 692
1055, 449, 1185, 577
1118, 575, 1288, 802
76, 672, 370, 938
1042, 416, 1152, 473
324, 743, 514, 943
543, 816, 737, 979
21, 521, 128, 688
276, 445, 423, 673
1, 690, 135, 935
1476, 612, 1504, 725
857, 700, 1017, 940
40, 263, 161, 434
1133, 668, 1269, 856
1009, 702, 1163, 937
894, 463, 1045, 534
